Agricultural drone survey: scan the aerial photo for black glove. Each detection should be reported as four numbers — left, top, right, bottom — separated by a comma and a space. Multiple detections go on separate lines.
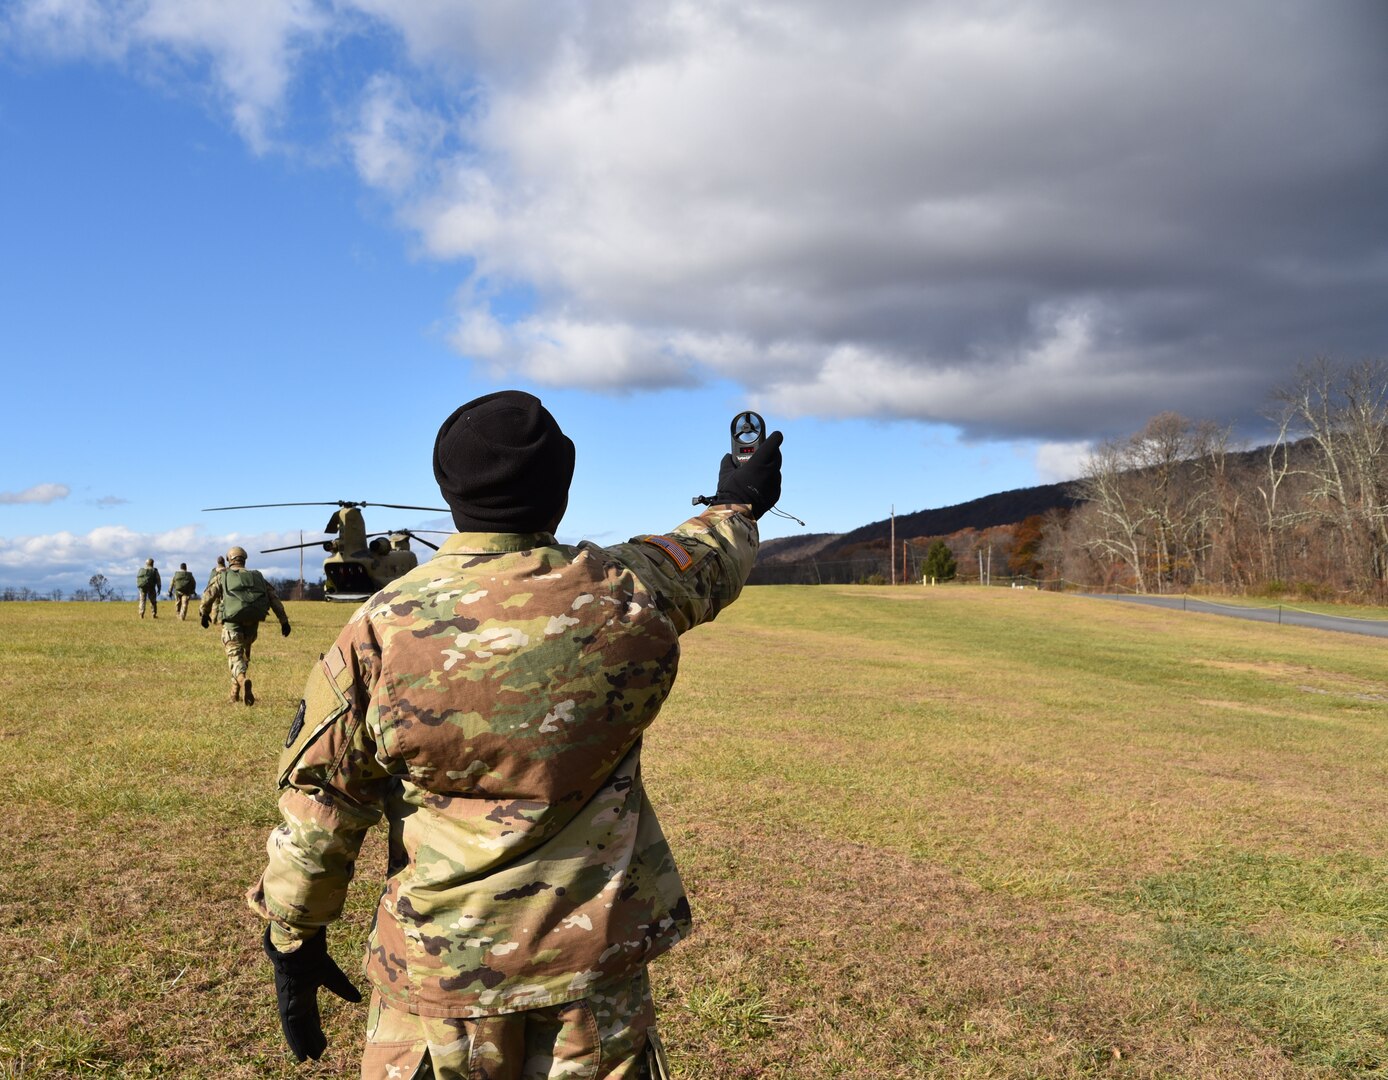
200, 614, 210, 629
281, 622, 292, 638
713, 430, 783, 519
263, 926, 362, 1062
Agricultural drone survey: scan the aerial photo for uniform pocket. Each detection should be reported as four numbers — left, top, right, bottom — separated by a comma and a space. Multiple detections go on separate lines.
362, 990, 430, 1080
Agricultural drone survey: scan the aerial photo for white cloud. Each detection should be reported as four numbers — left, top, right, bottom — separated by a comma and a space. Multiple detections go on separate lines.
0, 482, 71, 504
1034, 441, 1092, 484
348, 73, 447, 194
0, 523, 322, 592
6, 0, 328, 149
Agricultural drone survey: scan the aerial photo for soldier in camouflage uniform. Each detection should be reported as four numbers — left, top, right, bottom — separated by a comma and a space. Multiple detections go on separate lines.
170, 563, 197, 620
199, 546, 291, 705
205, 556, 227, 623
248, 390, 784, 1079
136, 558, 161, 618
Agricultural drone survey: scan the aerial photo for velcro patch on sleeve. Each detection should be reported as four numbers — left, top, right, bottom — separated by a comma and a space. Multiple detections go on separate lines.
276, 658, 350, 786
641, 534, 695, 572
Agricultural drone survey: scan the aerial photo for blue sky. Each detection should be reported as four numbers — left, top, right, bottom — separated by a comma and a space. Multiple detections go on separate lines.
2, 2, 1385, 593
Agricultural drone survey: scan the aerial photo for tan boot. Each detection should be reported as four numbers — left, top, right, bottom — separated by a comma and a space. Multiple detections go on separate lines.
229, 678, 241, 703
243, 679, 255, 707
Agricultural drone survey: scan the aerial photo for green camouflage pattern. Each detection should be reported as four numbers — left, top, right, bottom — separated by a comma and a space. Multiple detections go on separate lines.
249, 506, 757, 1019
222, 622, 258, 678
360, 965, 656, 1079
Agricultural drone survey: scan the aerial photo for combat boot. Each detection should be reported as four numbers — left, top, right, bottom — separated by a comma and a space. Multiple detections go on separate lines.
229, 679, 242, 703
243, 679, 255, 707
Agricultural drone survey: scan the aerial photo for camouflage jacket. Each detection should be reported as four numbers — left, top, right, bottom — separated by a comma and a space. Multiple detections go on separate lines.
248, 505, 758, 1017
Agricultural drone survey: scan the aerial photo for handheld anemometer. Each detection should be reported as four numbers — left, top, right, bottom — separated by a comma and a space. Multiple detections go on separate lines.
692, 410, 802, 525
730, 411, 766, 468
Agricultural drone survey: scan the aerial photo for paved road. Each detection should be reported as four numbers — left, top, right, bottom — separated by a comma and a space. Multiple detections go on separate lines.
1086, 593, 1388, 639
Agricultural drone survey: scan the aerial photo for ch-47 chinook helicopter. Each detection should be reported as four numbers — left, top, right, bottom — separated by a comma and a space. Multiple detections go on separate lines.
202, 500, 452, 602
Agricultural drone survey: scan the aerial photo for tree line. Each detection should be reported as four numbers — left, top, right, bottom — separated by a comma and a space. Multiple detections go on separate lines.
1048, 359, 1388, 600
753, 359, 1388, 602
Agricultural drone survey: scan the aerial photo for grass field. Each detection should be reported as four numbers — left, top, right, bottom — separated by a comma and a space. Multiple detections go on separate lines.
3, 586, 1388, 1078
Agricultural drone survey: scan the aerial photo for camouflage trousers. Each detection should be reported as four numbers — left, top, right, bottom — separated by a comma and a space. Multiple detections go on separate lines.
175, 593, 193, 620
361, 967, 662, 1080
137, 588, 158, 618
221, 622, 258, 681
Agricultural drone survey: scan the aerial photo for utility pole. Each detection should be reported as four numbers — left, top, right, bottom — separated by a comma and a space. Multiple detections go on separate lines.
890, 505, 896, 585
298, 530, 305, 600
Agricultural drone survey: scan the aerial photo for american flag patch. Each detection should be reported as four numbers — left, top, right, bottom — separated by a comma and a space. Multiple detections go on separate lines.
641, 534, 694, 572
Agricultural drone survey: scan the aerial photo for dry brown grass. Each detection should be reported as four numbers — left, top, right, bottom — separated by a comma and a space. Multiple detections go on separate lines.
4, 588, 1388, 1078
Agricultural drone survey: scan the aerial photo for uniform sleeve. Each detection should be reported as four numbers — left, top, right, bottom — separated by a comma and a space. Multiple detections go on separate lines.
265, 581, 290, 625
197, 577, 221, 620
603, 504, 759, 635
247, 614, 393, 942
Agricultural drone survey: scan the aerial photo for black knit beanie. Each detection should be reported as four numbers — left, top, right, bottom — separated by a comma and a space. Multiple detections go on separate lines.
432, 391, 576, 533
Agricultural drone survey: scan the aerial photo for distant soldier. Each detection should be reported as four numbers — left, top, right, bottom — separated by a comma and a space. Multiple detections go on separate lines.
199, 546, 291, 705
204, 555, 227, 624
135, 558, 161, 619
170, 563, 198, 621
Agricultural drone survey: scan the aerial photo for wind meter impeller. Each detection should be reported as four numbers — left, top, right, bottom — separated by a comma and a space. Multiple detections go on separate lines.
730, 411, 766, 467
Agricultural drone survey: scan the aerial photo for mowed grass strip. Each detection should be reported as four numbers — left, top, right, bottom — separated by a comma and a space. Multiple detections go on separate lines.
1, 587, 1386, 1077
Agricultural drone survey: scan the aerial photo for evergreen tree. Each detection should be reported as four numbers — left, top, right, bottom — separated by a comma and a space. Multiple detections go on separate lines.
923, 540, 956, 581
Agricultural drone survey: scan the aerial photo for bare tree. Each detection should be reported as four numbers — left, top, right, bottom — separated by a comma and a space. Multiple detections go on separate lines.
1075, 439, 1151, 592
88, 573, 118, 601
1276, 359, 1388, 594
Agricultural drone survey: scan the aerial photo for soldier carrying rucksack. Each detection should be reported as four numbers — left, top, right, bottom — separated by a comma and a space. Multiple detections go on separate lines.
136, 558, 161, 619
199, 546, 291, 705
170, 563, 198, 621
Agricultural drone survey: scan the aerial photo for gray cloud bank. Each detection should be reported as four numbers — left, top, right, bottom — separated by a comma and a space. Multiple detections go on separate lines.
8, 0, 1387, 441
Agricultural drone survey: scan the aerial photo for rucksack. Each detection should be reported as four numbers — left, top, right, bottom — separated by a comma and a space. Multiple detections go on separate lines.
136, 567, 156, 589
221, 568, 272, 626
172, 570, 195, 594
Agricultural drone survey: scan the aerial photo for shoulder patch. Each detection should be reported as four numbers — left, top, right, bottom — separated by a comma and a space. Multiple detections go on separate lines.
276, 657, 351, 786
284, 698, 307, 749
641, 534, 694, 572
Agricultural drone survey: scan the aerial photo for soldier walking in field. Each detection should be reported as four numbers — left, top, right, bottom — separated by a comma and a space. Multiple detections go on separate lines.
135, 558, 161, 618
248, 390, 783, 1079
170, 563, 197, 620
199, 546, 291, 705
205, 555, 227, 623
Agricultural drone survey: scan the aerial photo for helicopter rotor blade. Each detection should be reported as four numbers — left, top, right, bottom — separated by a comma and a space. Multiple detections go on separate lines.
365, 530, 445, 552
260, 541, 331, 553
365, 502, 451, 513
